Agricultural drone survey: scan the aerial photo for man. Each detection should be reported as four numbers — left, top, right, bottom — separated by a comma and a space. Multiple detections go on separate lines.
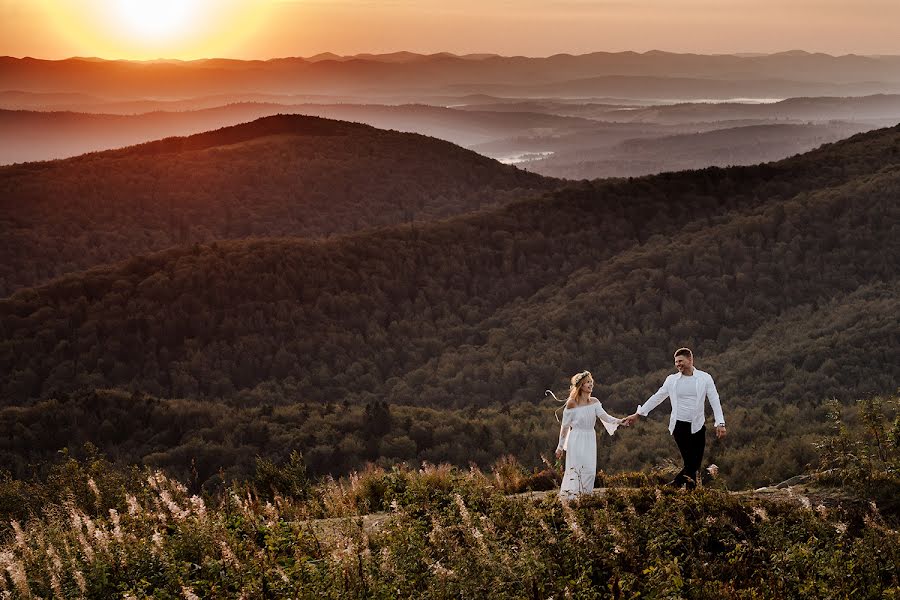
624, 348, 726, 488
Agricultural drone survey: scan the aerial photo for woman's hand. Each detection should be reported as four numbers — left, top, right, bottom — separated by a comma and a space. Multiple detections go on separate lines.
555, 449, 563, 459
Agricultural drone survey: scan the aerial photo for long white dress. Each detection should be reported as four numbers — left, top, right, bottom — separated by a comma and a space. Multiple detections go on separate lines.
556, 398, 622, 499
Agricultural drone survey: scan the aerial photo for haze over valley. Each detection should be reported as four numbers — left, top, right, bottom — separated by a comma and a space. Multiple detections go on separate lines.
4, 51, 900, 177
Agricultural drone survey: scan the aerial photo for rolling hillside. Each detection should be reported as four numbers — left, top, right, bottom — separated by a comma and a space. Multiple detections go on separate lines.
0, 114, 555, 296
1, 124, 898, 487
0, 103, 597, 164
526, 122, 873, 178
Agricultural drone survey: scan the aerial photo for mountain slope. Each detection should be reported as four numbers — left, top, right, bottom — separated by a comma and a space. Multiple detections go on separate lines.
0, 114, 555, 296
527, 122, 874, 178
0, 103, 597, 164
2, 125, 898, 404
1, 125, 898, 488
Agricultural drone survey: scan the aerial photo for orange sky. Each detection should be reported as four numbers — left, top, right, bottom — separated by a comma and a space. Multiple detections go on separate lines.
1, 0, 899, 60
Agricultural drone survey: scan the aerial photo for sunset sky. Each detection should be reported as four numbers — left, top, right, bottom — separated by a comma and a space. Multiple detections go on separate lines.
1, 0, 899, 60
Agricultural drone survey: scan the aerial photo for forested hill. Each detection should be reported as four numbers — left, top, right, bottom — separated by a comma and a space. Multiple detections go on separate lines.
1, 125, 898, 487
0, 114, 555, 296
2, 124, 898, 405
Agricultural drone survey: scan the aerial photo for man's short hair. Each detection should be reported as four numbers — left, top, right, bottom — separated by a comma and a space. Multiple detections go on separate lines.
674, 347, 693, 359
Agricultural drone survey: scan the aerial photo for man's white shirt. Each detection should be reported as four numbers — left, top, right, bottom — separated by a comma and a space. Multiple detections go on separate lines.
637, 368, 725, 434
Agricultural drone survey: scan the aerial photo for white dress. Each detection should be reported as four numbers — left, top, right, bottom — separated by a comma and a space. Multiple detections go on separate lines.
556, 398, 622, 499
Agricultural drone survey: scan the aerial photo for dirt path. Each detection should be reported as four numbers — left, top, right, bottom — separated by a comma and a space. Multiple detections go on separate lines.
295, 478, 835, 539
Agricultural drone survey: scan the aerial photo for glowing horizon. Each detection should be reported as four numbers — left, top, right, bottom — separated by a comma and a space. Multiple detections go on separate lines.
2, 1, 900, 61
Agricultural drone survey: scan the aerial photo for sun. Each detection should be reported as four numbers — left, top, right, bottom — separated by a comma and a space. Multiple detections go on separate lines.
39, 0, 273, 60
113, 0, 201, 41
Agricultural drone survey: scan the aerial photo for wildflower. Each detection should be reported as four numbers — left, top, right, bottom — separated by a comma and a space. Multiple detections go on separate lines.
189, 495, 207, 519
798, 495, 812, 510
109, 509, 123, 542
182, 586, 201, 600
70, 509, 84, 532
10, 521, 26, 549
50, 572, 63, 599
93, 527, 110, 553
152, 496, 169, 523
1, 552, 30, 597
46, 543, 63, 573
835, 522, 848, 534
816, 504, 828, 518
454, 494, 472, 529
431, 561, 455, 577
73, 570, 87, 594
77, 530, 95, 563
220, 541, 237, 566
87, 477, 102, 502
706, 464, 719, 479
81, 513, 97, 537
160, 490, 190, 520
151, 530, 164, 554
561, 501, 585, 541
379, 547, 393, 574
126, 494, 142, 516
752, 506, 768, 521
537, 517, 558, 544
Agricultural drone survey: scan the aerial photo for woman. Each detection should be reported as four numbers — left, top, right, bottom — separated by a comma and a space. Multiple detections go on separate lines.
555, 370, 626, 499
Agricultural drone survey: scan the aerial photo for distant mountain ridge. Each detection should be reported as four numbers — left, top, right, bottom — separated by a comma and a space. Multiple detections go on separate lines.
4, 51, 900, 98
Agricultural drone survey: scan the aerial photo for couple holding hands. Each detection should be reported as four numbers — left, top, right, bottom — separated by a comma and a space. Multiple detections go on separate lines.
554, 347, 727, 498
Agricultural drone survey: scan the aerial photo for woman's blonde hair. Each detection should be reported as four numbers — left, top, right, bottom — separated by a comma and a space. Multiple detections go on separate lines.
567, 370, 593, 403
547, 370, 594, 422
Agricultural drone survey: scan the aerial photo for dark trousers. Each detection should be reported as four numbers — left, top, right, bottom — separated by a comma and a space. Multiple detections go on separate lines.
671, 421, 706, 489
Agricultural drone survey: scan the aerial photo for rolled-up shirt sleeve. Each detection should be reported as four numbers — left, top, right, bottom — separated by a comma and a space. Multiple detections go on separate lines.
637, 379, 669, 416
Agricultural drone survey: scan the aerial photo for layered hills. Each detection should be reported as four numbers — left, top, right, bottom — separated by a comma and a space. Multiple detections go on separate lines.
0, 114, 555, 296
527, 122, 873, 178
2, 122, 898, 487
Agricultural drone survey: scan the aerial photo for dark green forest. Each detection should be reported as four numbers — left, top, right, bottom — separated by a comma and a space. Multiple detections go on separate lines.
1, 121, 899, 489
0, 114, 554, 295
